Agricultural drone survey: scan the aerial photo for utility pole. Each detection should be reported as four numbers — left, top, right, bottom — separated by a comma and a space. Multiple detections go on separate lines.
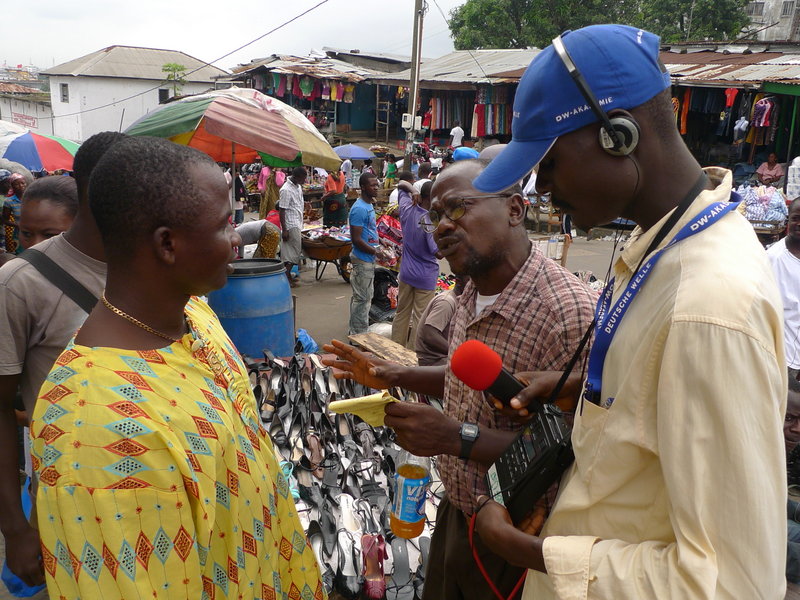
403, 0, 426, 168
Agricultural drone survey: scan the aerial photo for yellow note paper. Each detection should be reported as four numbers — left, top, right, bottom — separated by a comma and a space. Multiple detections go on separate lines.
328, 391, 399, 427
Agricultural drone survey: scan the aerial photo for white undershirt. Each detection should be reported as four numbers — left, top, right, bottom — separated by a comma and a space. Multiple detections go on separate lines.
475, 292, 501, 316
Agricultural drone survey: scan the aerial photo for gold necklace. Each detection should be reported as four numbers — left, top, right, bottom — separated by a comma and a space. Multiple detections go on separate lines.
101, 293, 181, 343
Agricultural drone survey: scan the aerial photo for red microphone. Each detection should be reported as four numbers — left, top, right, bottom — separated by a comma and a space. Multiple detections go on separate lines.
451, 340, 536, 410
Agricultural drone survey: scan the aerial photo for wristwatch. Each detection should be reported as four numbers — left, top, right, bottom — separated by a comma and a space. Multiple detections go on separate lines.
459, 422, 480, 460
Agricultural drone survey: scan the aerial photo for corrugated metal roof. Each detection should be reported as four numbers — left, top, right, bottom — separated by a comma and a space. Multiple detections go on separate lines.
41, 46, 228, 82
0, 83, 40, 93
369, 48, 539, 87
663, 49, 800, 87
322, 47, 411, 64
230, 54, 379, 82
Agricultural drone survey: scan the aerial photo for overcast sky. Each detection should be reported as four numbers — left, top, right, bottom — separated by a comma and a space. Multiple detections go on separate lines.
6, 0, 466, 71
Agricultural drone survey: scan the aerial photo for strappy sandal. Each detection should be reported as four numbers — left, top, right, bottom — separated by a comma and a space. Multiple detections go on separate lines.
361, 532, 388, 599
386, 537, 415, 600
334, 528, 362, 600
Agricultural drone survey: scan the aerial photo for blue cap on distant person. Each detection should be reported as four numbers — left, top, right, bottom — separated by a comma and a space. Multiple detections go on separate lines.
474, 24, 671, 193
453, 146, 479, 161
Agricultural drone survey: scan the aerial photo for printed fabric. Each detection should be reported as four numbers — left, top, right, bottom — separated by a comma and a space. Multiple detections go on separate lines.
30, 298, 324, 600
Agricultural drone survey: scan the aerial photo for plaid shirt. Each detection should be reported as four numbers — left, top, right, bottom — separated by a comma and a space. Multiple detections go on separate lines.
439, 244, 598, 515
278, 178, 304, 230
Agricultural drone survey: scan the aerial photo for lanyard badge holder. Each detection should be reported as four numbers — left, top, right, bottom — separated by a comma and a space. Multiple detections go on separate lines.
584, 197, 738, 407
484, 186, 739, 525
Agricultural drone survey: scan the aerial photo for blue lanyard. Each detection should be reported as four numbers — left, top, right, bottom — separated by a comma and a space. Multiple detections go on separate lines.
584, 200, 738, 406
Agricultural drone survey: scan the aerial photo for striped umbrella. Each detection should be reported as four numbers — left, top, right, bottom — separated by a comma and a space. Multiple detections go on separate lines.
0, 131, 79, 171
125, 87, 341, 171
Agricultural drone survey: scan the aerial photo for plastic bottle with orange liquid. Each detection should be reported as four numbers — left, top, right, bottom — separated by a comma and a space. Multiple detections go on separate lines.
390, 451, 431, 538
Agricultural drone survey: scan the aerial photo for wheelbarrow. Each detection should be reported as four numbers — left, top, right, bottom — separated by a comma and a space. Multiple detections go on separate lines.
301, 234, 353, 282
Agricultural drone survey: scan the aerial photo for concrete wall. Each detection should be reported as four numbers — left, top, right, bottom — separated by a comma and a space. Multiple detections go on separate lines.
0, 97, 54, 134
753, 0, 799, 40
47, 76, 214, 142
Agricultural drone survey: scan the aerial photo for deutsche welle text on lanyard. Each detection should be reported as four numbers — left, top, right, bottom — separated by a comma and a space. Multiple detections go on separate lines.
583, 199, 739, 408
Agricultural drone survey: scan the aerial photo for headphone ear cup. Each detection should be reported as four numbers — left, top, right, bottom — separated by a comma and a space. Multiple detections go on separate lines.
599, 116, 641, 156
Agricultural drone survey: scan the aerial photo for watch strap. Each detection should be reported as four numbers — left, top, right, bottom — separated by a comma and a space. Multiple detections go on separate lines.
459, 423, 479, 460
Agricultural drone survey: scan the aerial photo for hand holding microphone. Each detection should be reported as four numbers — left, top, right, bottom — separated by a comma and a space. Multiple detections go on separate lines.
451, 340, 541, 414
451, 340, 583, 416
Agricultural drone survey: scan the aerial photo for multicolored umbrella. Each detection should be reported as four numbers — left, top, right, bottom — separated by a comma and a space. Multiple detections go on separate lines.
125, 87, 341, 171
0, 131, 79, 171
333, 144, 374, 160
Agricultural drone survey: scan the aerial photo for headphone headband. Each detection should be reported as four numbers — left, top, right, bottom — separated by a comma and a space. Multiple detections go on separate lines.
552, 35, 626, 152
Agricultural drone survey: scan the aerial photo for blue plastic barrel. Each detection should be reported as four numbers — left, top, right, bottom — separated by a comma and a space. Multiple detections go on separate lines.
207, 259, 294, 358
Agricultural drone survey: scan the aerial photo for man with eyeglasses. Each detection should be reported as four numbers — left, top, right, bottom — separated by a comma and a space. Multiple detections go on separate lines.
323, 158, 596, 600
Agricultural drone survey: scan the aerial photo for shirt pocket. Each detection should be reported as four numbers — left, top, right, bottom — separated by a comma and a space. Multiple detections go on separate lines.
571, 399, 611, 488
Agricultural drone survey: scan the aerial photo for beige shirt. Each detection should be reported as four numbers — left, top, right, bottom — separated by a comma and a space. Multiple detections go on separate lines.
0, 234, 105, 413
525, 168, 787, 599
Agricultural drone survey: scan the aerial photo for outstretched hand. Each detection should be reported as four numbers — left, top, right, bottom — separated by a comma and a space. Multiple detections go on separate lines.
320, 339, 399, 390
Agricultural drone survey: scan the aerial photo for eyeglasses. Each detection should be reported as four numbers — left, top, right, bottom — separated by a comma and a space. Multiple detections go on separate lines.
419, 194, 513, 233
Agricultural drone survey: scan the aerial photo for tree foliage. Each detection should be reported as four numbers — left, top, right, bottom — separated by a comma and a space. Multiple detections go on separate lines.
448, 0, 750, 49
161, 63, 187, 95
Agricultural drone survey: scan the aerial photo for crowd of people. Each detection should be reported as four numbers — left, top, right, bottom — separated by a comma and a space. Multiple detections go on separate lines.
0, 22, 798, 600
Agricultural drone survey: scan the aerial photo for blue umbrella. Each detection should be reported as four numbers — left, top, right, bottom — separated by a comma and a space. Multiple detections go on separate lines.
333, 144, 375, 160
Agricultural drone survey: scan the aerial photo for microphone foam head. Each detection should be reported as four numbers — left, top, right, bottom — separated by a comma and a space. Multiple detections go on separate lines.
451, 339, 503, 391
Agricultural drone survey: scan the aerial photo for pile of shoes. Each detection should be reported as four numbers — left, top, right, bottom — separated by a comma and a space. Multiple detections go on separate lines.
247, 352, 441, 599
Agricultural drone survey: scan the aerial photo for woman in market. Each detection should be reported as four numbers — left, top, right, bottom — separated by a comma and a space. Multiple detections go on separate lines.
3, 173, 28, 254
29, 136, 324, 599
322, 163, 348, 228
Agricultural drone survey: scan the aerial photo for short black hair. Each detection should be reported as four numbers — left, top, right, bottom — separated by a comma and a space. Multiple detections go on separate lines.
364, 159, 372, 165
359, 172, 377, 188
638, 89, 679, 142
89, 137, 217, 260
292, 166, 307, 179
418, 162, 432, 179
22, 176, 79, 218
397, 170, 415, 183
420, 180, 433, 200
790, 197, 800, 213
72, 132, 128, 202
790, 371, 800, 394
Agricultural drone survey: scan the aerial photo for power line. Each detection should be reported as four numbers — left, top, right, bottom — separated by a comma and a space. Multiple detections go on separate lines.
38, 0, 330, 122
430, 0, 491, 81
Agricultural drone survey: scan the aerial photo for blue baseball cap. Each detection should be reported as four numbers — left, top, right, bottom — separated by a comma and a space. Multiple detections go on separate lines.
474, 24, 671, 193
453, 146, 479, 161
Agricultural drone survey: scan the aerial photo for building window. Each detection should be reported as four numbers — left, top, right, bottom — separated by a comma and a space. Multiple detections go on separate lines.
60, 83, 69, 103
783, 1, 795, 16
746, 1, 765, 15
158, 89, 169, 103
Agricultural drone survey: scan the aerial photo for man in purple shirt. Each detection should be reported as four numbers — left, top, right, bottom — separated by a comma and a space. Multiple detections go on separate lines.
391, 180, 440, 347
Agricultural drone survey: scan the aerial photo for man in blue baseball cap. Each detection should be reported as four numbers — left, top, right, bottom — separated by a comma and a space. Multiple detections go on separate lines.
473, 24, 787, 598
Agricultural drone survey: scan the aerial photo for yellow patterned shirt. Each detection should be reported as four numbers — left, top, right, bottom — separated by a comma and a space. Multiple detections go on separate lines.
30, 298, 324, 600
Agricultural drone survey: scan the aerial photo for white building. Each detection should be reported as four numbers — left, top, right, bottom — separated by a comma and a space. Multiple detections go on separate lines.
42, 46, 228, 142
747, 0, 800, 40
0, 84, 53, 134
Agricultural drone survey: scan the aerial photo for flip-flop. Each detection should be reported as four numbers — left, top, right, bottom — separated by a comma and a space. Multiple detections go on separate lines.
386, 537, 415, 600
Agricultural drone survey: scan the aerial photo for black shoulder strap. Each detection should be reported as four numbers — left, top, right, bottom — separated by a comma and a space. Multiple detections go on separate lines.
18, 249, 98, 314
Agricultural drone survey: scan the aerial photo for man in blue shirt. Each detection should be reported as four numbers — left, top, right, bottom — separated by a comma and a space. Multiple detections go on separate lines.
348, 172, 380, 334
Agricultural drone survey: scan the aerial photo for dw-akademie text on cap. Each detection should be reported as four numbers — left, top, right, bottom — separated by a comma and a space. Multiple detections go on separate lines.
474, 24, 671, 194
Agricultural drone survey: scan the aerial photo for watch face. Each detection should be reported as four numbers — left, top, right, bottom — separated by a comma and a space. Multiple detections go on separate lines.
462, 423, 479, 440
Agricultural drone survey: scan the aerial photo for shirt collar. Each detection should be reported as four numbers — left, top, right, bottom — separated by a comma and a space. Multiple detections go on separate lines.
617, 167, 733, 277
460, 242, 544, 323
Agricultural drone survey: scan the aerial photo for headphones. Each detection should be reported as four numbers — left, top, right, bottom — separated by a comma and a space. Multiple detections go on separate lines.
552, 35, 640, 156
